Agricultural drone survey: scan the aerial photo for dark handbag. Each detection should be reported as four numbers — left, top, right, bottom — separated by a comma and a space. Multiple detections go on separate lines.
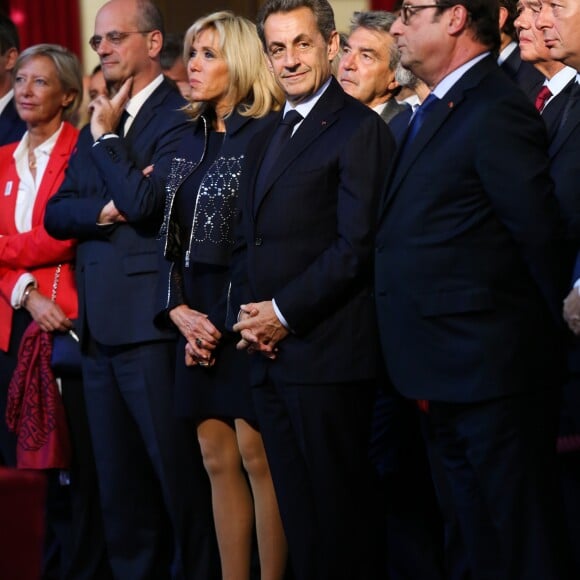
49, 265, 82, 376
51, 329, 81, 376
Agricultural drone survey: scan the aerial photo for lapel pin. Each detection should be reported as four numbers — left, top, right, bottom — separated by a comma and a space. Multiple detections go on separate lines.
4, 181, 13, 196
448, 101, 454, 109
321, 120, 327, 126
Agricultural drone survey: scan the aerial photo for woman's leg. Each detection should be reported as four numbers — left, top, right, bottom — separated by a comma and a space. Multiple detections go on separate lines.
236, 419, 287, 580
197, 418, 254, 580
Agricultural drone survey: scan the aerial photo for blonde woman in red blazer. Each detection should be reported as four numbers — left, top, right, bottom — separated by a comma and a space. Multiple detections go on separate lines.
0, 120, 78, 353
0, 45, 81, 409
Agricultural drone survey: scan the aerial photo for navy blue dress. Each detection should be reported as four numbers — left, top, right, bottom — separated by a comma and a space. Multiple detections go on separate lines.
163, 115, 270, 422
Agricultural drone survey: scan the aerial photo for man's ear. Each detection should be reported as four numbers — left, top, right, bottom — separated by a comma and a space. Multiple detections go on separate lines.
148, 30, 163, 58
447, 4, 472, 35
498, 6, 509, 32
4, 47, 18, 72
387, 77, 400, 92
327, 30, 339, 62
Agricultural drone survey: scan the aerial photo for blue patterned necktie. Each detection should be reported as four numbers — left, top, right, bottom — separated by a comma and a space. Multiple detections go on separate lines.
403, 92, 439, 149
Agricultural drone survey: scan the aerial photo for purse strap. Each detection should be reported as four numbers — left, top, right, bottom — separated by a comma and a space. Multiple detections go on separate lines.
51, 264, 62, 303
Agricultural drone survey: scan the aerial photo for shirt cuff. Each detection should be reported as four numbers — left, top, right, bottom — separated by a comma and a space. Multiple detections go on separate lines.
272, 298, 290, 330
12, 274, 37, 309
92, 133, 119, 147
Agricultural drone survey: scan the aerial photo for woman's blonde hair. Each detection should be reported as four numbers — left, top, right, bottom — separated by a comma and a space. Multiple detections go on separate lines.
183, 11, 283, 120
13, 43, 83, 122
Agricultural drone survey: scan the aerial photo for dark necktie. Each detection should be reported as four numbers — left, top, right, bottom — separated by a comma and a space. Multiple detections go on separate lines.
399, 93, 439, 157
116, 109, 131, 136
254, 110, 303, 198
534, 85, 552, 113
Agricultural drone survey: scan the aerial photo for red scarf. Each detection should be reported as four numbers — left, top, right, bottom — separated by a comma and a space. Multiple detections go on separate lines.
5, 321, 70, 469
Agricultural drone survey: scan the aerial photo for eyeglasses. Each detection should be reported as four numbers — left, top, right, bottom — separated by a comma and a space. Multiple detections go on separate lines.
400, 3, 449, 25
89, 30, 152, 51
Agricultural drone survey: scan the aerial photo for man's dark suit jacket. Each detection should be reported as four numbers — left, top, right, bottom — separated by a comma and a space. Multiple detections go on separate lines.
231, 75, 394, 580
375, 55, 566, 403
232, 77, 395, 387
500, 44, 545, 102
549, 84, 580, 248
0, 97, 26, 146
45, 79, 189, 346
549, 85, 580, 371
543, 77, 576, 141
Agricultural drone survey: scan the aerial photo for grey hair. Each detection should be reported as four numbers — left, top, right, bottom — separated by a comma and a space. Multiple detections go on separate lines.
348, 11, 399, 70
394, 62, 419, 89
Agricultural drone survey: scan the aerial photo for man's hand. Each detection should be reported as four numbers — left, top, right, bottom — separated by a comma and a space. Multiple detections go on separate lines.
90, 76, 133, 140
24, 289, 73, 333
98, 199, 127, 224
170, 305, 221, 366
563, 288, 580, 335
233, 300, 288, 358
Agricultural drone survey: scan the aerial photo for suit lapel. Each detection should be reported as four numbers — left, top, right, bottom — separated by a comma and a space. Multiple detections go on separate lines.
32, 123, 78, 224
543, 78, 575, 142
380, 56, 496, 218
124, 79, 172, 143
549, 89, 580, 158
252, 78, 342, 217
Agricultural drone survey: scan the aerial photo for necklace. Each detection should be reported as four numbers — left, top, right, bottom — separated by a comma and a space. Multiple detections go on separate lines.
28, 150, 36, 170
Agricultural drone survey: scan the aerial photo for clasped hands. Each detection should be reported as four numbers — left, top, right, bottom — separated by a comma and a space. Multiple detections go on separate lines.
170, 300, 287, 365
233, 300, 288, 359
169, 305, 221, 367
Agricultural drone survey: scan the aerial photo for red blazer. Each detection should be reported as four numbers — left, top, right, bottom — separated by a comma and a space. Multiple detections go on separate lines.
0, 121, 79, 352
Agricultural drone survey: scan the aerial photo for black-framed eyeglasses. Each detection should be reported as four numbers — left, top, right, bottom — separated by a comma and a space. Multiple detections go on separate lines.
89, 30, 152, 51
400, 3, 448, 25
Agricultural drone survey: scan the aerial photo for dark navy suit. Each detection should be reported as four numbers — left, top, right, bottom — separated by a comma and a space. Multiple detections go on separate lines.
45, 79, 217, 580
375, 55, 570, 580
542, 77, 576, 141
548, 82, 580, 577
231, 77, 394, 580
0, 97, 25, 146
500, 44, 544, 101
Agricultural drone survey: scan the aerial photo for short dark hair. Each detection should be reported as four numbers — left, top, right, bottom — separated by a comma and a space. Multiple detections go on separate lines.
160, 31, 183, 70
498, 0, 517, 40
0, 14, 19, 54
256, 0, 336, 47
436, 0, 500, 53
135, 0, 164, 37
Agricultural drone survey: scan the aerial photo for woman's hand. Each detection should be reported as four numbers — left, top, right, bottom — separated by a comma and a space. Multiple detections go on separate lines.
169, 304, 222, 366
23, 289, 73, 333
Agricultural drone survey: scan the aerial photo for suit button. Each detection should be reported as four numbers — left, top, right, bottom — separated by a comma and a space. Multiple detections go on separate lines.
254, 235, 263, 246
